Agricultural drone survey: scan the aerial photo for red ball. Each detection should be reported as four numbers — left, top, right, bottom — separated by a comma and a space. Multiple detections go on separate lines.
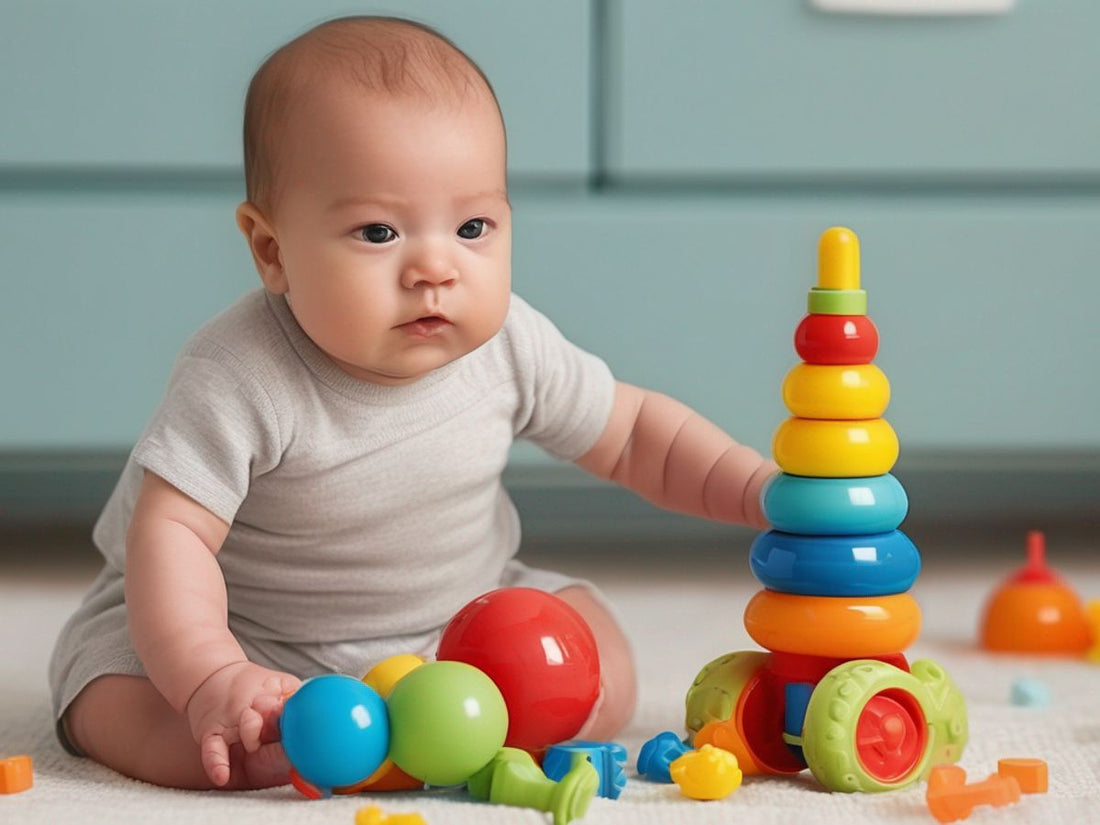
437, 588, 600, 752
794, 313, 879, 364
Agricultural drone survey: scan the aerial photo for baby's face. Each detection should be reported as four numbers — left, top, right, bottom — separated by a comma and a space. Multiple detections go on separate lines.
267, 82, 511, 385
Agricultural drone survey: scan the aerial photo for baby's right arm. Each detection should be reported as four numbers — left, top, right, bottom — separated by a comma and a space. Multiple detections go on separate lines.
124, 471, 300, 786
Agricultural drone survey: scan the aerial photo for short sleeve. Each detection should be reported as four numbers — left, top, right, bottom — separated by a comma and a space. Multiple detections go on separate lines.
130, 340, 283, 524
506, 295, 616, 461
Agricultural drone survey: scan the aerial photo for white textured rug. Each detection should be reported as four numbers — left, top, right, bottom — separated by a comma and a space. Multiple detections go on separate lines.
3, 545, 1098, 824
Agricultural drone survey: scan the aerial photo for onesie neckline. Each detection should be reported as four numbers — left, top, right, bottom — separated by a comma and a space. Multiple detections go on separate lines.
263, 290, 465, 406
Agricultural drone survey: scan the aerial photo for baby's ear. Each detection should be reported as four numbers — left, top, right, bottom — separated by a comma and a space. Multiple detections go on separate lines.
235, 201, 287, 293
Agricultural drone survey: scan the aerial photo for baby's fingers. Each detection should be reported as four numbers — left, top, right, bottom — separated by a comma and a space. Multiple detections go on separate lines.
201, 731, 232, 787
239, 706, 264, 754
263, 673, 302, 698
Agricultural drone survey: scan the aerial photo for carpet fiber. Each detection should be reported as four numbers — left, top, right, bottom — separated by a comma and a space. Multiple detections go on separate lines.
3, 541, 1098, 824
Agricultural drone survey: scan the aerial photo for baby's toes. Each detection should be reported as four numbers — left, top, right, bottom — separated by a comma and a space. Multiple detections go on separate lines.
229, 741, 291, 790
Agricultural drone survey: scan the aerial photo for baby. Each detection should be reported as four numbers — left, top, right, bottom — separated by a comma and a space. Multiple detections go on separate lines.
49, 16, 775, 791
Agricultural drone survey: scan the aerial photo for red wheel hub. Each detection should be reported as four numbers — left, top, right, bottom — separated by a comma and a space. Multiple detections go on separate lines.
855, 690, 927, 782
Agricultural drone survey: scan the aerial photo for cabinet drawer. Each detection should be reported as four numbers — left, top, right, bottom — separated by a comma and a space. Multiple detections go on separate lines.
609, 0, 1100, 177
0, 1, 591, 177
4, 191, 1097, 450
513, 194, 1100, 450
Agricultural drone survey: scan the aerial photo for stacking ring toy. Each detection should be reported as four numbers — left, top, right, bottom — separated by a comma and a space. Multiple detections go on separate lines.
761, 473, 908, 536
773, 417, 899, 478
782, 363, 890, 420
795, 314, 879, 365
749, 530, 921, 597
743, 591, 921, 658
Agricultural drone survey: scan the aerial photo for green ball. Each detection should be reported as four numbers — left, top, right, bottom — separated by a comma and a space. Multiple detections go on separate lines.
387, 660, 508, 786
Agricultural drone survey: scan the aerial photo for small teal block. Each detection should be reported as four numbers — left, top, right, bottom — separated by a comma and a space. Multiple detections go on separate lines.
543, 740, 627, 799
1010, 678, 1050, 708
636, 730, 690, 784
762, 473, 909, 535
750, 529, 921, 596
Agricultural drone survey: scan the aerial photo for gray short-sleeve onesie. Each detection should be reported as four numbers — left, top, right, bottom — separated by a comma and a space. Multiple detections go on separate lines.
49, 289, 616, 719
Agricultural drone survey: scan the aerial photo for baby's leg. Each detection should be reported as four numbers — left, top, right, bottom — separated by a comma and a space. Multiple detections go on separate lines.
65, 674, 289, 790
556, 585, 638, 740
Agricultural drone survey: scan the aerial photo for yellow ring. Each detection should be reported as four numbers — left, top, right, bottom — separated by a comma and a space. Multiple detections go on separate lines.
773, 417, 898, 477
782, 363, 890, 420
743, 591, 921, 657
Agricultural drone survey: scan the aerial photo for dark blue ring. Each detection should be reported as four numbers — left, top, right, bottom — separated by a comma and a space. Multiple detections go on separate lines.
749, 529, 921, 596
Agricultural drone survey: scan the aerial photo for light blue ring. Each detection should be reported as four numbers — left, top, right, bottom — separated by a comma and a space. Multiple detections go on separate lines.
762, 473, 909, 536
749, 529, 921, 596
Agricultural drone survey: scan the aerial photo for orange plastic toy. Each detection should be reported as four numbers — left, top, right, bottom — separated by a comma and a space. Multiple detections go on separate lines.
743, 591, 921, 657
925, 764, 1020, 823
997, 758, 1048, 794
0, 755, 33, 794
980, 531, 1092, 654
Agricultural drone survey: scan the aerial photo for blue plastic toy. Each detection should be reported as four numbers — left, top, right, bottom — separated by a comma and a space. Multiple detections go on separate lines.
280, 674, 390, 793
1010, 677, 1050, 709
543, 740, 628, 800
762, 473, 908, 535
636, 731, 690, 783
749, 529, 921, 596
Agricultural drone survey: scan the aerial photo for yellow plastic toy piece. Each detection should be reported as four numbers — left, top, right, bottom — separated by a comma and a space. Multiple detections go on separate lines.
0, 755, 33, 794
782, 363, 890, 420
773, 417, 899, 477
355, 805, 427, 825
362, 654, 425, 698
743, 590, 921, 657
818, 227, 860, 291
693, 720, 762, 776
670, 744, 743, 800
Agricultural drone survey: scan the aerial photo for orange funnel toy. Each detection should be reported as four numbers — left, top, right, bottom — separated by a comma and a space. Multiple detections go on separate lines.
980, 531, 1092, 654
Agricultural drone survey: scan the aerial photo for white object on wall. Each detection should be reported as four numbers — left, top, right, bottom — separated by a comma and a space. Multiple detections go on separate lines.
811, 0, 1014, 14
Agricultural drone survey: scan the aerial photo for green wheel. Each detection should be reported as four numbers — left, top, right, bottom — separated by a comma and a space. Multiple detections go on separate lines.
684, 651, 770, 734
802, 658, 966, 793
909, 658, 968, 767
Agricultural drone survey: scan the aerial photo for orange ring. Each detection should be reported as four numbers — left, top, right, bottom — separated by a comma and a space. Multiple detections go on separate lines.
744, 590, 921, 657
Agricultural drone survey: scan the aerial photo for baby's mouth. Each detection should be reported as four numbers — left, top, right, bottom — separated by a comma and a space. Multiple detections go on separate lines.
399, 315, 452, 338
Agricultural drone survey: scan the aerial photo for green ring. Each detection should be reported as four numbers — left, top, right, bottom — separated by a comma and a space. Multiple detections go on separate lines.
807, 288, 867, 316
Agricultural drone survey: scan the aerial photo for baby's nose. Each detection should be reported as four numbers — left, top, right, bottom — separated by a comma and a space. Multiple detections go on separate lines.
402, 253, 458, 288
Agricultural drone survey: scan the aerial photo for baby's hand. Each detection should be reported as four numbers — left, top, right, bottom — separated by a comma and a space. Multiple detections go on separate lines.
185, 661, 301, 787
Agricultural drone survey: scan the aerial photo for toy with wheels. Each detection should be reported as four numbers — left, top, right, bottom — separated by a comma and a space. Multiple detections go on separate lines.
684, 228, 967, 793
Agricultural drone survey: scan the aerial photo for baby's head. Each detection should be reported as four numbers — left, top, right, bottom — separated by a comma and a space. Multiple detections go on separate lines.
236, 16, 511, 385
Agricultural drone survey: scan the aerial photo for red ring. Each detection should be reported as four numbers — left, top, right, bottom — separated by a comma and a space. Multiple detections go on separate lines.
854, 690, 927, 783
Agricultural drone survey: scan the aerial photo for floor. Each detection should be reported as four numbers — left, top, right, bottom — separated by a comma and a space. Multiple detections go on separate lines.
2, 525, 1098, 824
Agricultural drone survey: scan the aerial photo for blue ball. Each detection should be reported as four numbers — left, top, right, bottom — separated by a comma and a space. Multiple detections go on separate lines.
280, 674, 389, 790
762, 473, 908, 535
749, 529, 921, 596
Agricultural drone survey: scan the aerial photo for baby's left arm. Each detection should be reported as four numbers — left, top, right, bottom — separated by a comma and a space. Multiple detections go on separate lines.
576, 382, 777, 529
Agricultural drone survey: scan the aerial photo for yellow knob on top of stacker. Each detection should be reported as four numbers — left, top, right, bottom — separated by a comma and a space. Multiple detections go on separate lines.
808, 226, 867, 316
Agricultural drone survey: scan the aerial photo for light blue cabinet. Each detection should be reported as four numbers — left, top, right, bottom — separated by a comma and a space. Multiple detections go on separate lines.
5, 190, 1098, 450
0, 1, 592, 177
2, 0, 1099, 458
608, 0, 1100, 176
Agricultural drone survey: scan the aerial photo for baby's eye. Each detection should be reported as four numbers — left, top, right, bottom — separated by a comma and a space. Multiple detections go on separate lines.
359, 224, 397, 244
457, 219, 487, 240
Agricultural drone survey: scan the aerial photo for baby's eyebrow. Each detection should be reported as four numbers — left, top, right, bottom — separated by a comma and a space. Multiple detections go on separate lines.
326, 194, 406, 213
454, 188, 509, 207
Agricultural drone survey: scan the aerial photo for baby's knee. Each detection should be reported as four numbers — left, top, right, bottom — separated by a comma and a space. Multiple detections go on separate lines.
555, 585, 638, 740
